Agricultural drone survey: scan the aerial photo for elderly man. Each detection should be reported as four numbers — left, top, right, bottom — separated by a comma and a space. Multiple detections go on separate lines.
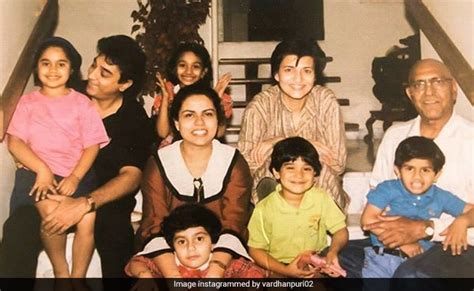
362, 59, 473, 278
0, 35, 153, 279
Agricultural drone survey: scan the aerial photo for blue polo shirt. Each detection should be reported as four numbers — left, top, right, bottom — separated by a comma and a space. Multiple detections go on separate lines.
367, 179, 466, 250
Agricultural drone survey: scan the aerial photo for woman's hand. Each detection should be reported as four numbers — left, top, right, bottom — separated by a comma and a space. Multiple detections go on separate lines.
57, 174, 80, 196
214, 73, 232, 98
29, 168, 57, 201
311, 141, 336, 167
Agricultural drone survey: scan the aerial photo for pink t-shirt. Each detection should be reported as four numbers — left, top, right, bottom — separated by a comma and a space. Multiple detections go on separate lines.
7, 89, 109, 177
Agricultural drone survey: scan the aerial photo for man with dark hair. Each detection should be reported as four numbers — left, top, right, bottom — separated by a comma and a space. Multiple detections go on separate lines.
237, 39, 348, 210
0, 35, 153, 278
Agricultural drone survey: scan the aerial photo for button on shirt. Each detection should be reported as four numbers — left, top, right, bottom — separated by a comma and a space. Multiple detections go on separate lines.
367, 179, 466, 250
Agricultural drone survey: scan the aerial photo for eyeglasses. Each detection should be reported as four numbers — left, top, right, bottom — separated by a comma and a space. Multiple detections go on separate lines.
408, 78, 453, 92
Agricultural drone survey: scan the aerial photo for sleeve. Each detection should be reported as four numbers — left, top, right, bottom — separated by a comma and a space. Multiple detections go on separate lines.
322, 193, 347, 234
213, 153, 252, 259
369, 129, 398, 188
236, 98, 269, 174
78, 100, 109, 149
135, 156, 172, 253
247, 205, 271, 251
320, 89, 346, 175
440, 189, 466, 217
115, 105, 153, 171
6, 95, 30, 142
366, 182, 392, 210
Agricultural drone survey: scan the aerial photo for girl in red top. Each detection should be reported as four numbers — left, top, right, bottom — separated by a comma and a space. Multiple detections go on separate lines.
152, 42, 233, 147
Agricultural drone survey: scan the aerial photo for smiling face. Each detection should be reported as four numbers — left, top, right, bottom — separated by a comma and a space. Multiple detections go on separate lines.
395, 158, 441, 195
37, 46, 71, 95
272, 157, 316, 198
274, 55, 315, 102
86, 54, 132, 101
405, 60, 457, 124
173, 226, 213, 270
174, 94, 218, 147
176, 51, 207, 87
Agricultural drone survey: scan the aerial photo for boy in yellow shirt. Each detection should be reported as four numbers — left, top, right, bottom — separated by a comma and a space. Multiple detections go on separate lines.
247, 137, 348, 278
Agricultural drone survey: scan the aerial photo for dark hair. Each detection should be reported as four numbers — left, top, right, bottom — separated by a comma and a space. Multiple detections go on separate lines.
169, 84, 225, 139
270, 39, 326, 85
166, 42, 213, 86
161, 204, 222, 249
33, 37, 82, 90
394, 136, 445, 173
96, 35, 146, 101
270, 136, 322, 176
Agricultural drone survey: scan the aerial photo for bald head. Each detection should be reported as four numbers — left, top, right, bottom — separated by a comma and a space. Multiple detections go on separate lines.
408, 59, 453, 83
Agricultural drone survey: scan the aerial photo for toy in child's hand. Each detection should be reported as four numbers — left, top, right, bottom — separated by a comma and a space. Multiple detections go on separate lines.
297, 253, 347, 277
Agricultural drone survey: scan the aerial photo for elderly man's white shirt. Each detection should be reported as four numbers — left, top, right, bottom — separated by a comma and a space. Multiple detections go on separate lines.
370, 113, 474, 244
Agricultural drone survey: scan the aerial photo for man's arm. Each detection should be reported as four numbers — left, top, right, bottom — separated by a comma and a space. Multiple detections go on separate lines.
363, 216, 432, 248
42, 165, 141, 235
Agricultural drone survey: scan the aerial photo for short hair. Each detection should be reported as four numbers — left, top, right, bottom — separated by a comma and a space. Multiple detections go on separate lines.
169, 84, 225, 139
270, 39, 326, 85
33, 36, 82, 90
96, 35, 146, 101
166, 42, 213, 86
270, 136, 322, 176
161, 204, 222, 249
394, 136, 445, 173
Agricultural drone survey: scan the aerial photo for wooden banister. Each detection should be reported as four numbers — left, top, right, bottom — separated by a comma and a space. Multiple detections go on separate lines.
0, 0, 59, 141
405, 0, 474, 105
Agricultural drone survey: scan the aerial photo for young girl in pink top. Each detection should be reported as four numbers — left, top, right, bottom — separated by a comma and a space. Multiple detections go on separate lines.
152, 42, 233, 147
6, 37, 109, 278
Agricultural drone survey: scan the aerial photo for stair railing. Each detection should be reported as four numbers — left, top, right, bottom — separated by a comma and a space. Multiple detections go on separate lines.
0, 0, 59, 141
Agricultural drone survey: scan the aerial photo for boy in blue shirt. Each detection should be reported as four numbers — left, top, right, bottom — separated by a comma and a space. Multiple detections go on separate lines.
361, 136, 473, 277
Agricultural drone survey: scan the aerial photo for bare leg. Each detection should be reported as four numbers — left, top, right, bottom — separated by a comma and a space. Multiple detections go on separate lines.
71, 211, 95, 278
36, 200, 70, 278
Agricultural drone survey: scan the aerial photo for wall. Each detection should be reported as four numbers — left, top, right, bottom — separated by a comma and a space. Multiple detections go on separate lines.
55, 0, 212, 114
218, 0, 416, 139
420, 0, 473, 121
0, 0, 45, 237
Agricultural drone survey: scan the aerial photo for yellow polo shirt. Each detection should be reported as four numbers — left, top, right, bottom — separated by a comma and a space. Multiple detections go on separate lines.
247, 185, 346, 264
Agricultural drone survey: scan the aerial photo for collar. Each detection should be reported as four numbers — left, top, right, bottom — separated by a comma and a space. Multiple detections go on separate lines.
273, 184, 317, 212
158, 140, 236, 198
408, 113, 459, 140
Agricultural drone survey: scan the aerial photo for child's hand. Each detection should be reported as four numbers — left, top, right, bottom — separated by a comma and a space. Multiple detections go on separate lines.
155, 72, 170, 104
400, 242, 424, 258
57, 174, 80, 196
285, 255, 317, 278
320, 251, 345, 278
440, 215, 469, 256
29, 168, 57, 201
214, 72, 232, 98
